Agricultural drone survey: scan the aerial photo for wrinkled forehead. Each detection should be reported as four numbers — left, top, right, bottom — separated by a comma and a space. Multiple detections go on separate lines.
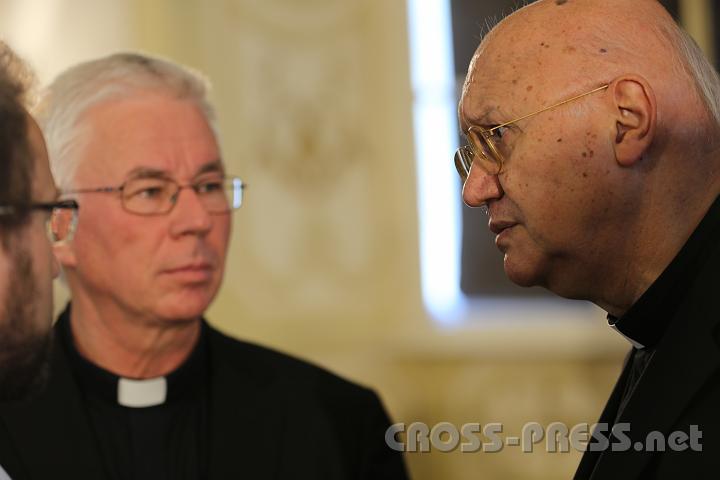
460, 15, 589, 129
460, 33, 539, 129
74, 93, 221, 184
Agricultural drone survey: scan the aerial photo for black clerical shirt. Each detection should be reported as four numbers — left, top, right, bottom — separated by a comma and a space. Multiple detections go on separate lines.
606, 195, 720, 423
60, 314, 209, 480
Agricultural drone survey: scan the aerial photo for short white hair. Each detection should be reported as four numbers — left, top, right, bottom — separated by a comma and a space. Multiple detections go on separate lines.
35, 52, 218, 190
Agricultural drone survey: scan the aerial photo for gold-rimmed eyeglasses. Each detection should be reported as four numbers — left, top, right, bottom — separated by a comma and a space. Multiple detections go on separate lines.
0, 200, 80, 244
454, 84, 609, 182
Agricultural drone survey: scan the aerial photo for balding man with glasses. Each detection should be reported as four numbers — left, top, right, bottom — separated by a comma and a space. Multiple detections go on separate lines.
0, 52, 408, 480
457, 0, 720, 478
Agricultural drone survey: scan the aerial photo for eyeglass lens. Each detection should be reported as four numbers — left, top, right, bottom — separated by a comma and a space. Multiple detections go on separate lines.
121, 177, 243, 215
47, 208, 77, 243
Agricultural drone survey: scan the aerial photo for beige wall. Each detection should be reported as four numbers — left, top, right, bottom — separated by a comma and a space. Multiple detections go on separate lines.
9, 0, 716, 477
679, 0, 716, 66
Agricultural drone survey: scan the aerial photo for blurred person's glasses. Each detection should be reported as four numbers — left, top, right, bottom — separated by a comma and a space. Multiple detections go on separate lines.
455, 84, 609, 183
0, 200, 80, 244
65, 175, 246, 216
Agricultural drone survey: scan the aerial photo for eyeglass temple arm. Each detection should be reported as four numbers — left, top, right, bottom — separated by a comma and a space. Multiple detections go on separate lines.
32, 200, 80, 211
0, 201, 79, 215
63, 186, 120, 194
487, 84, 610, 134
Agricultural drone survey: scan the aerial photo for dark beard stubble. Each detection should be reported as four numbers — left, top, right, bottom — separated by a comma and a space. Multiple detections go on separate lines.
0, 244, 53, 402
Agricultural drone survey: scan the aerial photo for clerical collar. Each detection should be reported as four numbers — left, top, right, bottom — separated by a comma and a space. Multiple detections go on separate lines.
607, 196, 720, 349
58, 305, 208, 408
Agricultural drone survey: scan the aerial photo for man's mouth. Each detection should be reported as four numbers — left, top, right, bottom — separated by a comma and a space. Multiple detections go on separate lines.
488, 220, 517, 235
162, 262, 215, 282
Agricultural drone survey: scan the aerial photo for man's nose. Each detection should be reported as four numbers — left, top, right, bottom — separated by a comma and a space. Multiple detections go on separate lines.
168, 187, 212, 237
462, 164, 503, 207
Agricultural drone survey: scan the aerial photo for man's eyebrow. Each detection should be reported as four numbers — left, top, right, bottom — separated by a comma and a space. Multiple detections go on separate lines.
124, 161, 225, 180
463, 109, 500, 132
125, 167, 170, 179
195, 160, 225, 176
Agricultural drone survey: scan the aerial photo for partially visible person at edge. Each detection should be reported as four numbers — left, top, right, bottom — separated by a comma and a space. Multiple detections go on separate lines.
455, 0, 720, 478
0, 41, 79, 480
0, 51, 409, 480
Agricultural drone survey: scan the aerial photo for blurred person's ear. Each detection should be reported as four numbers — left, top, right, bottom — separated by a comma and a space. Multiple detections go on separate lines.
53, 241, 77, 268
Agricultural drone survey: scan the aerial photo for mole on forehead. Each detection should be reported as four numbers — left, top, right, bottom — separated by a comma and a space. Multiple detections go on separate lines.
555, 0, 568, 5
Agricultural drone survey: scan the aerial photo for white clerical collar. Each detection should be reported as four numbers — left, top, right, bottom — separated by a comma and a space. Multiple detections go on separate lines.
117, 376, 168, 408
608, 322, 646, 350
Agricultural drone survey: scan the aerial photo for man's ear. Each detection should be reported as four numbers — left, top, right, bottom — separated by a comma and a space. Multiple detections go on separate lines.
53, 242, 77, 268
609, 75, 656, 167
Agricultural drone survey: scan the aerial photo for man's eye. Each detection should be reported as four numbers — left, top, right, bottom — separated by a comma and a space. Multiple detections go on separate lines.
491, 126, 507, 140
196, 181, 223, 194
124, 176, 174, 201
136, 187, 165, 199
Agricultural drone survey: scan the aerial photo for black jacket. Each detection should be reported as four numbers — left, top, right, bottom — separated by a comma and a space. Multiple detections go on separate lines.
575, 197, 720, 479
0, 312, 409, 480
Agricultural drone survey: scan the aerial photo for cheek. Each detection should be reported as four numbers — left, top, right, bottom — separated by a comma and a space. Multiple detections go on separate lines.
0, 256, 10, 307
209, 216, 231, 263
73, 208, 163, 280
503, 144, 601, 242
502, 147, 565, 216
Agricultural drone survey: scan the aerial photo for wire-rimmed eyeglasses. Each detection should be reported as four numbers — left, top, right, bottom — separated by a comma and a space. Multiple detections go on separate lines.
0, 200, 80, 244
454, 84, 609, 182
64, 175, 246, 216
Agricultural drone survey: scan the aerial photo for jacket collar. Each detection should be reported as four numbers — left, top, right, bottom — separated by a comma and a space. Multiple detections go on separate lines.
0, 312, 287, 480
205, 326, 286, 479
607, 196, 720, 350
586, 289, 720, 478
578, 196, 720, 478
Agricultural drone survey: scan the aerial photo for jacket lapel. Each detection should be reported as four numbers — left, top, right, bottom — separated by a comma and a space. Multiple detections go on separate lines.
587, 259, 720, 479
0, 324, 108, 479
206, 325, 285, 479
574, 349, 634, 479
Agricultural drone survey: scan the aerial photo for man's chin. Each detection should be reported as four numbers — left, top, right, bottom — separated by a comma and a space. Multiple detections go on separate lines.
155, 298, 212, 323
502, 252, 545, 288
148, 284, 219, 322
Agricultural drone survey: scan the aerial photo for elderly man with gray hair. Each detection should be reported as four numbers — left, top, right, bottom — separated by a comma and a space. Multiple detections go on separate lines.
0, 53, 408, 480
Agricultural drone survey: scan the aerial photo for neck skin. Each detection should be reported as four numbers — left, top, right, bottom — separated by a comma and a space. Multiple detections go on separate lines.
67, 291, 201, 379
590, 149, 720, 318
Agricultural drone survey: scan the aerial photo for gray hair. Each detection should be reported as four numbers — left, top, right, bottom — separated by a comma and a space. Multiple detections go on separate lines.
35, 52, 218, 190
665, 23, 720, 129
